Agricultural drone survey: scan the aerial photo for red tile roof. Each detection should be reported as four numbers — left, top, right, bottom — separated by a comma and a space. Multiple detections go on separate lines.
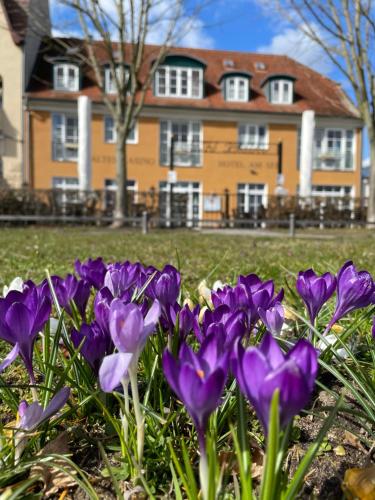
27, 39, 360, 119
1, 0, 29, 45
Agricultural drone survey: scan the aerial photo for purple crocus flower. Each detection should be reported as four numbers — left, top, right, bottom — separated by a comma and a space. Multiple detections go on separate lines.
15, 387, 70, 460
163, 332, 229, 451
232, 333, 318, 432
258, 302, 285, 335
329, 261, 375, 328
99, 299, 161, 392
178, 304, 199, 339
75, 257, 107, 290
0, 283, 51, 384
146, 265, 181, 307
93, 287, 114, 334
198, 305, 247, 345
18, 387, 70, 431
296, 269, 336, 325
72, 321, 113, 375
46, 274, 91, 318
212, 274, 283, 326
104, 261, 143, 299
372, 317, 375, 339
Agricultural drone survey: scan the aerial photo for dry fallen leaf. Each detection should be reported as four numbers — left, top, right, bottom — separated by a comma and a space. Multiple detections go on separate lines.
342, 465, 375, 500
30, 432, 76, 497
217, 441, 264, 480
284, 307, 297, 321
344, 431, 367, 453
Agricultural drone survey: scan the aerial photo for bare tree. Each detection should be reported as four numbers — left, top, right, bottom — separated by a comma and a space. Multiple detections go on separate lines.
274, 0, 375, 222
57, 0, 198, 226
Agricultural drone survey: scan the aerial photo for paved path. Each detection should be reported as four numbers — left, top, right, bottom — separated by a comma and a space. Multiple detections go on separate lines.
199, 228, 337, 239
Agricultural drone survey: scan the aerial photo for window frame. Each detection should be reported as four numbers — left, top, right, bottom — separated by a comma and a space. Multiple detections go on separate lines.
53, 63, 80, 92
104, 66, 129, 94
104, 178, 138, 207
237, 183, 268, 214
52, 113, 79, 162
270, 79, 293, 104
238, 123, 268, 150
224, 76, 249, 102
155, 66, 203, 99
314, 128, 355, 171
103, 116, 138, 144
311, 184, 354, 210
159, 120, 203, 167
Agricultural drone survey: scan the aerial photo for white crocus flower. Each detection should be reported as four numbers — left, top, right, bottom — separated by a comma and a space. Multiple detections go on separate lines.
212, 280, 225, 291
317, 334, 349, 359
3, 277, 24, 297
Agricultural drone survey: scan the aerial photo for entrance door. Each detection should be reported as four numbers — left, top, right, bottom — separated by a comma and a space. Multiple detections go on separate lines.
237, 183, 267, 218
159, 181, 201, 227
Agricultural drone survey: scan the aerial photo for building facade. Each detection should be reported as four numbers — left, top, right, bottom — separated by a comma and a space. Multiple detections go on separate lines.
0, 0, 49, 187
0, 3, 363, 221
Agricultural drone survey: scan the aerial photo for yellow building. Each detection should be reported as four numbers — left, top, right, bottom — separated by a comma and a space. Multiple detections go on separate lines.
0, 6, 363, 221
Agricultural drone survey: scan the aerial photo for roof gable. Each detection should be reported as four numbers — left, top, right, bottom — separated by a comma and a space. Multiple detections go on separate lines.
26, 39, 361, 120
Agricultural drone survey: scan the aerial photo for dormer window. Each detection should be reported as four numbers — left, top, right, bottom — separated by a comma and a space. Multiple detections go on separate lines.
105, 66, 129, 94
155, 66, 203, 98
261, 74, 295, 105
54, 63, 79, 92
225, 77, 248, 102
270, 79, 293, 104
220, 72, 251, 102
154, 55, 206, 99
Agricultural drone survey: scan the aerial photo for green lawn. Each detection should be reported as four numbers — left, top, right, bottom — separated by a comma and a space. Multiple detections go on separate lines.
1, 226, 374, 291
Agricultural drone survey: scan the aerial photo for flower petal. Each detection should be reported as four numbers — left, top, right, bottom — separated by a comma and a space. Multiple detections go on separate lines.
99, 352, 133, 392
0, 343, 20, 373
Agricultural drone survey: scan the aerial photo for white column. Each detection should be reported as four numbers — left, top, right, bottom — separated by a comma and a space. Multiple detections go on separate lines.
78, 96, 92, 192
299, 110, 315, 198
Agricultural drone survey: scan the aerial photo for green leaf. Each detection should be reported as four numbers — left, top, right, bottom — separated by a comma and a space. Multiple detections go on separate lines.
260, 389, 280, 500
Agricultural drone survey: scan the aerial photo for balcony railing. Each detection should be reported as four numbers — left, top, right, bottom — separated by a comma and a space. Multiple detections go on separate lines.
313, 151, 353, 170
52, 142, 78, 162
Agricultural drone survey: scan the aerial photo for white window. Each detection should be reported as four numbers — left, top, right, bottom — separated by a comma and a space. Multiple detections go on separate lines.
160, 120, 202, 166
237, 183, 267, 215
312, 185, 354, 209
52, 177, 79, 206
104, 116, 138, 144
314, 128, 355, 170
104, 179, 137, 207
53, 64, 79, 91
53, 177, 79, 189
238, 124, 268, 149
52, 114, 78, 161
270, 79, 293, 104
224, 77, 248, 102
155, 66, 203, 98
105, 66, 129, 94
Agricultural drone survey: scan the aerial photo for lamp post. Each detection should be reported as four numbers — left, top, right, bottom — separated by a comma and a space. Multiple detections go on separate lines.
275, 140, 287, 197
167, 133, 176, 228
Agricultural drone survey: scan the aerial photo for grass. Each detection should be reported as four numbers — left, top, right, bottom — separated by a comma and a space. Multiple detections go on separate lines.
0, 226, 374, 498
0, 226, 374, 290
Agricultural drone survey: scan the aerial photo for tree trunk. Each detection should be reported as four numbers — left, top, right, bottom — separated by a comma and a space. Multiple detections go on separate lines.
112, 131, 128, 228
366, 128, 375, 225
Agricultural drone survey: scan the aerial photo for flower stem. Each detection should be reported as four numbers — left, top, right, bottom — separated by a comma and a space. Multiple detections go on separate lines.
129, 367, 144, 468
198, 428, 208, 500
29, 373, 38, 402
121, 378, 129, 444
